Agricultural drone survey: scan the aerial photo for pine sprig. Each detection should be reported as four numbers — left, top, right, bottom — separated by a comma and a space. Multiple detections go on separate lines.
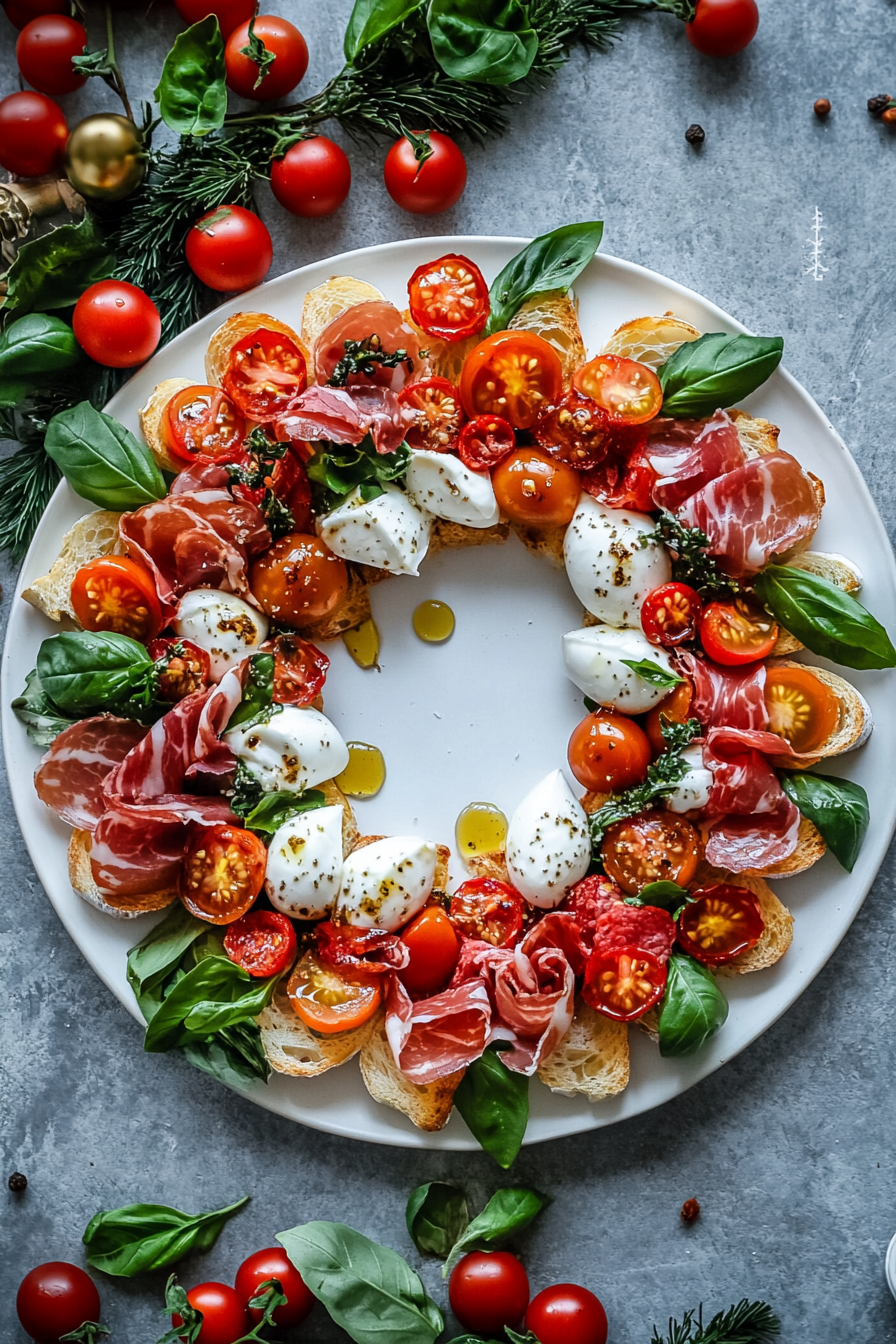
651, 1299, 781, 1344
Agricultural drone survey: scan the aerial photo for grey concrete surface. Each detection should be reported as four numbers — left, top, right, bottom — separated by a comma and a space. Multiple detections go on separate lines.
3, 0, 896, 1339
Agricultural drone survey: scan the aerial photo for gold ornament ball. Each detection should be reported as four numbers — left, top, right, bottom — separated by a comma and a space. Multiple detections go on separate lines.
65, 114, 145, 202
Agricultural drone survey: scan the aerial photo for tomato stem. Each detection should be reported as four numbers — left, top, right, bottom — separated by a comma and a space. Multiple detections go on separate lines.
103, 1, 135, 124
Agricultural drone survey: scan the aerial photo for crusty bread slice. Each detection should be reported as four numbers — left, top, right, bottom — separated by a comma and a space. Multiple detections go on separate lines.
402, 312, 478, 384
138, 377, 194, 473
766, 658, 872, 768
318, 779, 360, 856
259, 986, 380, 1077
771, 551, 863, 655
68, 829, 177, 918
428, 518, 511, 554
715, 874, 794, 975
298, 567, 372, 642
507, 290, 586, 382
600, 314, 701, 369
22, 511, 126, 623
747, 814, 826, 878
537, 999, 630, 1100
730, 408, 780, 457
461, 848, 511, 883
359, 1021, 463, 1131
205, 312, 309, 388
302, 277, 384, 353
512, 522, 566, 569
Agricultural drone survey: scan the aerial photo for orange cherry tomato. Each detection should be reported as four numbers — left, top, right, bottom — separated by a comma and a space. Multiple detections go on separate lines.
764, 665, 840, 754
408, 253, 490, 342
641, 582, 703, 648
399, 906, 460, 994
250, 533, 348, 626
449, 877, 525, 948
223, 908, 298, 978
582, 944, 667, 1021
677, 884, 765, 966
573, 354, 663, 426
567, 711, 652, 792
602, 813, 701, 895
287, 949, 383, 1034
148, 637, 211, 702
699, 598, 779, 666
222, 328, 308, 422
180, 824, 267, 925
492, 447, 581, 529
398, 377, 465, 452
460, 331, 563, 429
644, 680, 694, 756
70, 556, 162, 644
163, 384, 246, 464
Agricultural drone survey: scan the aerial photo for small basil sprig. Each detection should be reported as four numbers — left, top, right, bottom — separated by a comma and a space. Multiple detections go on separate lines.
11, 668, 77, 746
83, 1195, 249, 1277
143, 956, 278, 1054
0, 314, 81, 408
36, 631, 155, 716
657, 954, 728, 1058
428, 0, 538, 86
45, 402, 166, 511
226, 653, 279, 732
155, 16, 227, 136
236, 788, 328, 835
485, 221, 604, 335
59, 1325, 110, 1343
307, 437, 410, 515
620, 658, 682, 690
3, 215, 116, 316
344, 0, 423, 60
780, 771, 869, 872
453, 1044, 529, 1168
625, 880, 694, 916
442, 1187, 548, 1276
407, 1182, 469, 1258
753, 564, 896, 671
657, 332, 784, 418
588, 718, 702, 845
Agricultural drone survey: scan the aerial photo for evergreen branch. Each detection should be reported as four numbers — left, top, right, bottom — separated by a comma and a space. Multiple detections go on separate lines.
0, 441, 61, 562
651, 1299, 781, 1344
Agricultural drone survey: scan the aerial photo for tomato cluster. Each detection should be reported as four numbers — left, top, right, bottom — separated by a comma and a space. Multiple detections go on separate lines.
449, 1250, 609, 1344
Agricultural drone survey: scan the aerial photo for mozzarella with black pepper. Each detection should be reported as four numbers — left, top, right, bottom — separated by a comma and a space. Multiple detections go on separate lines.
505, 769, 591, 908
265, 804, 345, 919
173, 589, 269, 681
664, 745, 713, 814
562, 625, 678, 712
318, 484, 432, 575
224, 705, 349, 792
334, 836, 437, 930
563, 496, 671, 627
405, 449, 500, 528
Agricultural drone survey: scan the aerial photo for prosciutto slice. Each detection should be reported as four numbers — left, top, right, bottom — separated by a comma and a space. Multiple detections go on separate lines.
276, 384, 414, 456
385, 976, 492, 1085
701, 726, 801, 873
35, 717, 148, 832
676, 652, 769, 732
313, 300, 427, 391
646, 411, 745, 511
678, 450, 821, 577
490, 935, 576, 1075
705, 799, 801, 871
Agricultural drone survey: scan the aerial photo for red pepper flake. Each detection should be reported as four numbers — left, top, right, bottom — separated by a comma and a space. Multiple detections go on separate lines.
680, 1197, 701, 1224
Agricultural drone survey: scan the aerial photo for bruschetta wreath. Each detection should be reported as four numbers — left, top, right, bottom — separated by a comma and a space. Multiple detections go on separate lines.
15, 224, 894, 1158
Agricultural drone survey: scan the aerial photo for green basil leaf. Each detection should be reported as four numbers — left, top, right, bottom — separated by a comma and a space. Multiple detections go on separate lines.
443, 1187, 547, 1276
506, 1332, 541, 1344
453, 1044, 529, 1168
126, 904, 207, 1021
144, 956, 277, 1053
619, 658, 682, 689
657, 332, 784, 418
226, 653, 277, 732
45, 401, 166, 510
155, 16, 227, 137
753, 564, 896, 671
12, 667, 77, 746
36, 631, 154, 715
3, 215, 116, 315
83, 1195, 249, 1277
780, 770, 869, 872
344, 0, 424, 60
240, 789, 328, 835
485, 222, 603, 335
444, 1338, 489, 1344
624, 880, 692, 911
427, 0, 538, 86
277, 1221, 444, 1344
406, 1182, 469, 1258
0, 314, 81, 378
183, 1019, 271, 1085
657, 954, 728, 1058
0, 373, 46, 408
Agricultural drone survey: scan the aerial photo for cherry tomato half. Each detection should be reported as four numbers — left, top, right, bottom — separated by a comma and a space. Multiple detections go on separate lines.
224, 908, 297, 977
573, 354, 663, 427
398, 377, 465, 452
525, 1283, 609, 1344
223, 327, 308, 422
73, 280, 161, 369
225, 16, 309, 101
492, 447, 581, 529
601, 813, 700, 894
449, 1252, 530, 1336
2, 0, 68, 31
174, 0, 255, 37
287, 949, 383, 1034
580, 444, 659, 513
644, 679, 694, 756
461, 331, 563, 430
250, 532, 348, 626
186, 205, 273, 293
70, 556, 162, 643
180, 824, 267, 924
0, 91, 67, 177
171, 1281, 249, 1344
263, 632, 329, 705
686, 0, 759, 57
449, 877, 525, 948
582, 944, 667, 1021
235, 1247, 315, 1328
384, 129, 467, 215
270, 136, 351, 217
399, 906, 460, 994
533, 389, 611, 470
408, 253, 489, 342
641, 582, 703, 648
677, 884, 765, 965
163, 384, 246, 463
457, 414, 516, 471
16, 16, 87, 95
17, 1262, 101, 1344
699, 597, 779, 666
567, 711, 652, 793
148, 638, 211, 702
764, 665, 840, 754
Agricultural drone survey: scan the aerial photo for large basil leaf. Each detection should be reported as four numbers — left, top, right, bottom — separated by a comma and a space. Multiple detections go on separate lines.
226, 653, 277, 732
83, 1195, 249, 1277
453, 1045, 529, 1167
278, 1221, 444, 1344
657, 954, 728, 1058
344, 0, 423, 60
127, 904, 207, 1021
45, 401, 166, 510
11, 668, 77, 746
428, 0, 537, 86
0, 314, 80, 379
780, 771, 869, 872
3, 215, 116, 315
237, 788, 327, 836
657, 332, 784, 418
36, 631, 154, 716
406, 1183, 469, 1258
443, 1187, 547, 1275
753, 564, 896, 671
155, 16, 227, 137
485, 222, 604, 335
143, 956, 277, 1053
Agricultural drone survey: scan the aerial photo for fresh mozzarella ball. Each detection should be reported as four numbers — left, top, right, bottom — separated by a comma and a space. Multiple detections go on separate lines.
318, 484, 432, 576
505, 769, 591, 909
334, 836, 437, 931
563, 496, 671, 627
173, 589, 269, 681
405, 449, 500, 529
265, 804, 345, 920
664, 745, 713, 814
562, 625, 678, 713
224, 705, 349, 793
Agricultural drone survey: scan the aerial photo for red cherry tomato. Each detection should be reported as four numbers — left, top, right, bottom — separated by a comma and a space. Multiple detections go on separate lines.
641, 582, 703, 648
492, 447, 581, 529
533, 389, 610, 470
222, 327, 308, 422
266, 445, 313, 531
172, 1281, 249, 1344
601, 813, 701, 894
398, 377, 465, 452
148, 638, 212, 702
457, 414, 516, 472
235, 1247, 315, 1328
224, 908, 297, 977
580, 444, 658, 512
264, 632, 329, 705
70, 555, 163, 643
567, 711, 652, 792
449, 1252, 530, 1336
186, 205, 273, 293
525, 1283, 609, 1344
73, 280, 161, 369
225, 16, 308, 101
764, 664, 840, 755
461, 331, 563, 430
0, 91, 67, 176
2, 0, 68, 31
270, 136, 351, 217
582, 944, 667, 1021
383, 130, 467, 214
17, 1262, 101, 1344
399, 906, 460, 994
174, 0, 255, 37
408, 253, 489, 341
677, 884, 765, 966
573, 354, 663, 427
699, 597, 779, 666
180, 824, 268, 924
449, 877, 525, 948
686, 0, 759, 57
163, 384, 246, 463
16, 16, 87, 95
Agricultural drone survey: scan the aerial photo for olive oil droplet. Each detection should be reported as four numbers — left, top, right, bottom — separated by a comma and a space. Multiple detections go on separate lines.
413, 600, 455, 643
337, 742, 386, 798
343, 618, 380, 669
455, 802, 508, 857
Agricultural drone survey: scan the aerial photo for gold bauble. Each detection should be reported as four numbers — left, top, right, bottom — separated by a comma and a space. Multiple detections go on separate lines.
65, 114, 145, 202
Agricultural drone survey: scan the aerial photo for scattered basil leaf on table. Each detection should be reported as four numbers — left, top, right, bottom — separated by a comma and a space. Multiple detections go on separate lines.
3, 215, 116, 315
657, 332, 784, 418
143, 956, 278, 1053
620, 657, 682, 689
11, 668, 77, 746
428, 0, 538, 86
344, 0, 423, 60
753, 564, 896, 671
780, 771, 869, 872
406, 1182, 469, 1258
657, 954, 728, 1058
235, 788, 327, 835
443, 1187, 548, 1276
278, 1221, 444, 1344
45, 402, 166, 510
127, 904, 207, 1020
226, 653, 278, 732
83, 1195, 249, 1277
0, 314, 80, 379
155, 16, 227, 137
36, 631, 155, 716
486, 221, 604, 336
625, 880, 694, 913
453, 1044, 529, 1168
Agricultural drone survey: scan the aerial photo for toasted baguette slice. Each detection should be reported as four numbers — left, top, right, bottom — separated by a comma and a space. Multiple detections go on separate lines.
259, 986, 380, 1076
298, 566, 372, 641
205, 312, 308, 388
767, 658, 872, 768
138, 377, 194, 473
747, 814, 826, 878
428, 518, 511, 554
68, 829, 177, 918
404, 318, 479, 384
600, 313, 701, 369
318, 779, 360, 856
537, 1000, 630, 1100
730, 408, 780, 457
302, 277, 384, 353
461, 848, 511, 882
716, 874, 793, 975
512, 522, 566, 569
359, 1022, 463, 1131
771, 551, 864, 655
507, 290, 586, 382
22, 511, 126, 623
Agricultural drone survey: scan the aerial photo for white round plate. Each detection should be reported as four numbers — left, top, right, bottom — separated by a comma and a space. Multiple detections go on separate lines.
4, 237, 896, 1150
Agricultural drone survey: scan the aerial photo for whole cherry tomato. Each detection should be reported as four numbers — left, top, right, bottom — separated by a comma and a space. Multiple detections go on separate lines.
457, 414, 515, 471
644, 679, 694, 756
492, 447, 581, 529
460, 331, 563, 429
185, 205, 273, 293
2, 0, 68, 31
686, 0, 759, 57
525, 1283, 609, 1344
180, 824, 267, 924
174, 0, 255, 37
70, 556, 163, 643
287, 949, 383, 1034
163, 384, 246, 463
449, 877, 525, 947
399, 377, 465, 452
223, 327, 308, 422
73, 280, 161, 368
224, 908, 298, 977
567, 711, 652, 792
449, 1252, 530, 1336
399, 906, 460, 994
383, 129, 467, 214
225, 16, 309, 101
601, 813, 701, 894
171, 1281, 249, 1344
235, 1247, 315, 1328
699, 597, 778, 666
16, 15, 87, 95
17, 1262, 101, 1344
641, 581, 703, 648
250, 533, 348, 626
0, 91, 67, 176
407, 253, 490, 341
582, 944, 667, 1021
764, 664, 839, 754
270, 136, 351, 217
677, 884, 765, 966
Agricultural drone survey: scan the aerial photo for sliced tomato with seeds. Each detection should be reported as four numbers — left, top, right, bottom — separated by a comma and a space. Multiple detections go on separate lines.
70, 556, 163, 644
602, 813, 700, 894
223, 328, 308, 422
398, 377, 465, 452
460, 330, 563, 430
677, 884, 765, 966
408, 253, 489, 341
580, 444, 659, 512
163, 384, 246, 463
270, 445, 314, 532
764, 665, 840, 754
644, 679, 694, 756
573, 354, 663, 426
148, 637, 211, 701
582, 944, 667, 1021
224, 908, 298, 977
263, 633, 329, 705
641, 582, 703, 648
449, 877, 525, 948
457, 414, 515, 471
287, 949, 383, 1034
180, 824, 267, 925
699, 597, 779, 666
533, 388, 611, 470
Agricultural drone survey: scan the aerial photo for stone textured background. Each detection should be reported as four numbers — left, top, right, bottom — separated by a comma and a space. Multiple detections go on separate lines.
3, 1, 896, 1338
